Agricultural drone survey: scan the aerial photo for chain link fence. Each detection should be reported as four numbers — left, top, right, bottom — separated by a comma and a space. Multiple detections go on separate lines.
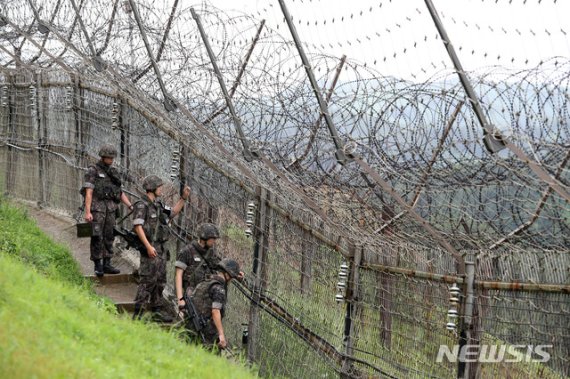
1, 1, 569, 378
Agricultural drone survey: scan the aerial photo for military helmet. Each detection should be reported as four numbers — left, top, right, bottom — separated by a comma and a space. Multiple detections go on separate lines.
98, 144, 118, 158
218, 258, 240, 279
197, 223, 220, 240
142, 175, 164, 192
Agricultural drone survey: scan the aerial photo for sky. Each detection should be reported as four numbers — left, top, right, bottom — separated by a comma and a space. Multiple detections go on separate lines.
194, 0, 570, 82
2, 0, 568, 84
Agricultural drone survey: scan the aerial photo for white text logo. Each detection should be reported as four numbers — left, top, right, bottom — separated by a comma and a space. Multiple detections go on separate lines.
436, 344, 552, 363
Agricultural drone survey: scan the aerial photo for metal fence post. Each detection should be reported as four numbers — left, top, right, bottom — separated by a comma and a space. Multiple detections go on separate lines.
424, 0, 570, 203
341, 243, 362, 378
190, 7, 258, 162
277, 0, 348, 165
71, 73, 86, 220
116, 95, 130, 223
202, 19, 265, 126
127, 0, 174, 110
378, 248, 395, 349
4, 73, 14, 196
247, 186, 272, 363
34, 71, 47, 207
300, 229, 313, 295
175, 144, 188, 251
71, 73, 83, 167
458, 252, 476, 379
115, 96, 124, 166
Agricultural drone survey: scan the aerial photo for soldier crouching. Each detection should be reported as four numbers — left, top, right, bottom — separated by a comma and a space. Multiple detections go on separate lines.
185, 259, 242, 351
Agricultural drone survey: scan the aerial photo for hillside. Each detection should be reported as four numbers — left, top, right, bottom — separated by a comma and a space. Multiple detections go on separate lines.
0, 199, 257, 379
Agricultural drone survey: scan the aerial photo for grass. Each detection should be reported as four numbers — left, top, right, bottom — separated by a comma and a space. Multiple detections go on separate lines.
0, 198, 258, 379
0, 198, 89, 289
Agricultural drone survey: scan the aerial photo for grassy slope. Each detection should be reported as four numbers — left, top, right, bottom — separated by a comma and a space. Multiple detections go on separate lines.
0, 200, 257, 379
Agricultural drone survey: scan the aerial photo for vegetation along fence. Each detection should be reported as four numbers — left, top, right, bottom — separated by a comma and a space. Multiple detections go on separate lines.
0, 0, 568, 378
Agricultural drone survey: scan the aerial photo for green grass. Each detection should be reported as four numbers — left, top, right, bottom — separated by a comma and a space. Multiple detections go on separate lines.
0, 198, 89, 289
0, 198, 258, 379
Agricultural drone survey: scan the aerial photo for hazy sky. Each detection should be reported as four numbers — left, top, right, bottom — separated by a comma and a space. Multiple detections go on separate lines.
195, 0, 570, 81
3, 0, 567, 83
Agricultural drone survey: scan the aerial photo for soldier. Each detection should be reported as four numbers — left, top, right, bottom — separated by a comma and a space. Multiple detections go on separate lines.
176, 223, 245, 313
188, 258, 241, 350
132, 175, 190, 322
174, 223, 222, 311
83, 144, 133, 277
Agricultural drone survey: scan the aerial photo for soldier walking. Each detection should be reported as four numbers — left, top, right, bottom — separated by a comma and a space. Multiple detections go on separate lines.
131, 175, 190, 322
83, 145, 133, 277
187, 258, 242, 350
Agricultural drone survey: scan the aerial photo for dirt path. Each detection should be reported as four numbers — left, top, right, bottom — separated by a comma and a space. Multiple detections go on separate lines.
24, 203, 138, 310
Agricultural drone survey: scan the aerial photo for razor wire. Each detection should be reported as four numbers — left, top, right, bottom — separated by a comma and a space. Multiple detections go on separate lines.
0, 0, 569, 378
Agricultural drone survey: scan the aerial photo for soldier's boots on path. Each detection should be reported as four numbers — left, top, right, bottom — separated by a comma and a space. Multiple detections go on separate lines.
132, 304, 143, 320
94, 259, 104, 277
103, 257, 120, 274
151, 306, 173, 323
131, 305, 173, 323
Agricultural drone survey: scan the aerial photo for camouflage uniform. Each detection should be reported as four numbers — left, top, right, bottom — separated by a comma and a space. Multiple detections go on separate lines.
190, 275, 227, 346
132, 196, 172, 310
175, 240, 221, 298
83, 161, 122, 262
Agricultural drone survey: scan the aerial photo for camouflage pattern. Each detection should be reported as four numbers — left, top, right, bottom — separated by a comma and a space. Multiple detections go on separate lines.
84, 161, 122, 261
98, 144, 118, 158
132, 195, 172, 309
175, 240, 221, 296
84, 162, 122, 205
197, 223, 220, 240
190, 275, 227, 346
132, 198, 171, 244
142, 175, 164, 192
217, 258, 241, 279
89, 209, 116, 260
133, 244, 169, 308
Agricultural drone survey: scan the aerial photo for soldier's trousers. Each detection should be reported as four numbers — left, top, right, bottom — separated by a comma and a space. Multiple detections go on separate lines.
134, 244, 168, 309
186, 324, 219, 351
90, 207, 116, 261
202, 327, 219, 349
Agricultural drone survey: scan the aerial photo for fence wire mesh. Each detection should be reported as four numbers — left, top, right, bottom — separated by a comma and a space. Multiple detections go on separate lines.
1, 0, 569, 378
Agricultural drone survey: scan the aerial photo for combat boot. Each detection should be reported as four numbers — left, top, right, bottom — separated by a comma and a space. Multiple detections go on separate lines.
94, 259, 104, 277
151, 306, 173, 323
103, 257, 120, 274
132, 304, 144, 320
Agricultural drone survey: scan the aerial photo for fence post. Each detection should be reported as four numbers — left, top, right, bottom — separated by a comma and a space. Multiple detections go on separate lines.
457, 252, 476, 379
190, 7, 258, 162
4, 73, 14, 196
35, 71, 47, 207
378, 248, 395, 349
278, 0, 347, 165
202, 19, 266, 126
175, 144, 188, 251
247, 186, 272, 363
341, 243, 361, 378
300, 228, 314, 295
69, 72, 85, 220
116, 95, 131, 223
127, 0, 174, 110
115, 96, 125, 167
71, 73, 83, 167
